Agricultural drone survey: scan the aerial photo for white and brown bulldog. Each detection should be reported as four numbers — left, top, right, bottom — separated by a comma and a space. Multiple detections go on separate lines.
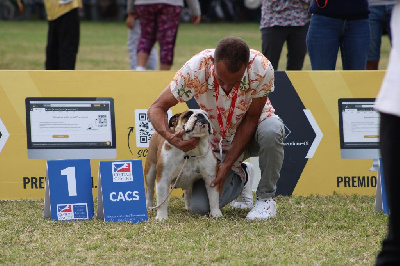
144, 109, 222, 220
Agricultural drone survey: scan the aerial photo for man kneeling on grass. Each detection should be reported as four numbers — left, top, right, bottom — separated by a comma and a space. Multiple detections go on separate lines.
147, 36, 285, 220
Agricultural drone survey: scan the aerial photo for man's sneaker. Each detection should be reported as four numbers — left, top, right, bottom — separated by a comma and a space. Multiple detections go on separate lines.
246, 198, 276, 220
230, 162, 254, 209
58, 0, 72, 5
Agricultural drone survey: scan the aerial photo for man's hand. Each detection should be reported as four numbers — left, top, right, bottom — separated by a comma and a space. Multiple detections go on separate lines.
168, 129, 200, 152
211, 162, 231, 194
126, 14, 136, 29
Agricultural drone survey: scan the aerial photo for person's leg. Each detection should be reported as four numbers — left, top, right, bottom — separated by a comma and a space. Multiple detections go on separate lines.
190, 170, 244, 215
244, 116, 285, 199
58, 8, 80, 70
241, 116, 285, 220
341, 18, 370, 70
286, 23, 309, 70
128, 19, 158, 70
136, 5, 158, 69
127, 26, 137, 70
376, 113, 400, 265
367, 6, 384, 70
261, 26, 287, 71
45, 19, 59, 70
147, 39, 158, 70
127, 19, 140, 70
156, 4, 182, 70
385, 5, 394, 42
230, 161, 254, 209
306, 14, 341, 70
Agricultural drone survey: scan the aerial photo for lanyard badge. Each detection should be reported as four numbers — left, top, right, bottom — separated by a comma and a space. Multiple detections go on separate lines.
214, 78, 240, 158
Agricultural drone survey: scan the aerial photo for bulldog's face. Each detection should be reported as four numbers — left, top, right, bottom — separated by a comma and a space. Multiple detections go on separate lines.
169, 110, 212, 138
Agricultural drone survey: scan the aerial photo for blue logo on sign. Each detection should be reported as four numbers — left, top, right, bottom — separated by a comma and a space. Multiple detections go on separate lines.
112, 162, 133, 182
57, 203, 88, 220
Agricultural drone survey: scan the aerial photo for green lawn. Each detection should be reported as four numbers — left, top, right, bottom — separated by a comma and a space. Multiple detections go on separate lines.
0, 195, 388, 265
0, 20, 392, 70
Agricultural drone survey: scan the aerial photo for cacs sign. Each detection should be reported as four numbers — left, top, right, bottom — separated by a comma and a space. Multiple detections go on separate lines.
97, 160, 147, 223
109, 191, 140, 201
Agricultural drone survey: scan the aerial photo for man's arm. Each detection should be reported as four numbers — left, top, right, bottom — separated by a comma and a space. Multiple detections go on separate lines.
211, 96, 268, 189
148, 85, 200, 152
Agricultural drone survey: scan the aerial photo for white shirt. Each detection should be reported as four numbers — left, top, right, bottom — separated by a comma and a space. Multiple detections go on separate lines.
375, 1, 400, 117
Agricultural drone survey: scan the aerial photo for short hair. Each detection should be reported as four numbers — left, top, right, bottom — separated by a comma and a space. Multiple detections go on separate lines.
214, 36, 250, 73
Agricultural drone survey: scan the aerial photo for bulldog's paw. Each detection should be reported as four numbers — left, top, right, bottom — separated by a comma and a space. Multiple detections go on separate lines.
156, 213, 168, 220
210, 209, 223, 218
146, 200, 154, 209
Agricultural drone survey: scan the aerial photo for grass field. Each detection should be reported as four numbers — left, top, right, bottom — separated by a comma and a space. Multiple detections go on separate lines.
0, 195, 388, 264
0, 20, 391, 265
0, 20, 392, 70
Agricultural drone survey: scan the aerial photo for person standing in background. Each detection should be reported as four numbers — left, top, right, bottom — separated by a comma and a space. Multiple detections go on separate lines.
374, 1, 400, 264
367, 0, 396, 70
306, 0, 370, 70
44, 0, 81, 70
260, 0, 311, 71
134, 0, 201, 71
125, 0, 158, 70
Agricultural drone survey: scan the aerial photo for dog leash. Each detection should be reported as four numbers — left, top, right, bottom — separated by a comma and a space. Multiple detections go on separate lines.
149, 146, 211, 211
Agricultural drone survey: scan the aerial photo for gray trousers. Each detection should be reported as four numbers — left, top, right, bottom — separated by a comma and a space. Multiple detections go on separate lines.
190, 116, 285, 215
127, 20, 158, 70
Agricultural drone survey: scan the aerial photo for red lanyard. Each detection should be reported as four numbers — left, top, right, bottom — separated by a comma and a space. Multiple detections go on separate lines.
316, 0, 327, 8
214, 79, 240, 140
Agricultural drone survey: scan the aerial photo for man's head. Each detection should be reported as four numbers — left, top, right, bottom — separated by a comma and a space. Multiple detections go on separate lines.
214, 37, 249, 93
215, 36, 250, 72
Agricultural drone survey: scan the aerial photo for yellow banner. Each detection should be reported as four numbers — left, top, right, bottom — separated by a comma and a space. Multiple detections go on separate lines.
286, 71, 384, 196
0, 71, 384, 199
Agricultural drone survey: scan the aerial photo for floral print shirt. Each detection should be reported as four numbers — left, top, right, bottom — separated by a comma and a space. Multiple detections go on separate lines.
260, 0, 311, 29
170, 49, 276, 172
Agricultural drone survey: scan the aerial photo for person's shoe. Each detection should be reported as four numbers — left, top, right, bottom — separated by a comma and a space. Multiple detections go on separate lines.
230, 162, 254, 209
58, 0, 72, 4
246, 198, 276, 220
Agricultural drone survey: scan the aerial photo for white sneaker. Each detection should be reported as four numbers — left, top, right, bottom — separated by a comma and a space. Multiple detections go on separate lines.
230, 162, 254, 209
58, 0, 72, 5
246, 198, 276, 220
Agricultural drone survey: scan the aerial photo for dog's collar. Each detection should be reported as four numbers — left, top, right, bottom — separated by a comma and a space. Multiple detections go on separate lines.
183, 154, 201, 159
183, 145, 211, 160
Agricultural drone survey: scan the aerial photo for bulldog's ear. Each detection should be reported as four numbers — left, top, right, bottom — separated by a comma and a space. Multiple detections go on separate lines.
168, 113, 181, 129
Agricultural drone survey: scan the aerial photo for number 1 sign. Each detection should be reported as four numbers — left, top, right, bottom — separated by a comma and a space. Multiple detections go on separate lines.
44, 159, 94, 221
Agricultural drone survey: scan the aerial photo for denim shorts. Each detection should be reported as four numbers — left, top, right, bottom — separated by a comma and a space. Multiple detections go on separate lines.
368, 5, 394, 61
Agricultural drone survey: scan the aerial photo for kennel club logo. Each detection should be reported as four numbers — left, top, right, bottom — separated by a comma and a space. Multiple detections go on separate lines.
112, 162, 133, 182
57, 203, 89, 221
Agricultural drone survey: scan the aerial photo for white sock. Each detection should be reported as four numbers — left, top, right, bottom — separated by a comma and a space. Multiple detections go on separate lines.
135, 66, 146, 71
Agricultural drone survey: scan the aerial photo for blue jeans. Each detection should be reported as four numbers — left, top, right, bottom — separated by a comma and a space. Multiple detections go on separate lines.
306, 14, 370, 70
368, 5, 394, 61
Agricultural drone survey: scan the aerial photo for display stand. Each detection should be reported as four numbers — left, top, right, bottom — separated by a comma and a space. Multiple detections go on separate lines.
374, 158, 389, 215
